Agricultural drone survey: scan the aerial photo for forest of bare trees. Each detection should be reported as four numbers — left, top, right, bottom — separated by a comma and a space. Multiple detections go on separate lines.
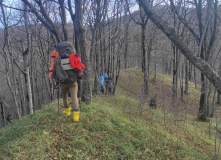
1, 0, 221, 127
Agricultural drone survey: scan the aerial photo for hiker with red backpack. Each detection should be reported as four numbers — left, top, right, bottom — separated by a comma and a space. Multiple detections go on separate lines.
49, 41, 85, 122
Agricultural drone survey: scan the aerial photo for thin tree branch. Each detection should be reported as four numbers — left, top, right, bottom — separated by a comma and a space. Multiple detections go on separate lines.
137, 0, 221, 93
169, 0, 200, 42
13, 60, 27, 75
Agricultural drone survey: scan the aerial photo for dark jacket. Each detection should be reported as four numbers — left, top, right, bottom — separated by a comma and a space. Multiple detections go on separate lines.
52, 56, 77, 83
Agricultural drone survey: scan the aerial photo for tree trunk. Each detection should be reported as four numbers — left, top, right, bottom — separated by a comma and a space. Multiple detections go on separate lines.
113, 52, 121, 94
124, 15, 130, 69
141, 25, 146, 72
0, 100, 5, 126
189, 62, 192, 81
24, 5, 34, 114
217, 63, 221, 105
210, 89, 217, 117
172, 44, 179, 95
107, 21, 111, 76
180, 62, 184, 100
184, 58, 189, 95
26, 68, 34, 114
100, 31, 104, 76
94, 34, 100, 94
94, 28, 101, 94
199, 73, 207, 121
112, 43, 115, 85
58, 0, 68, 41
206, 82, 212, 117
74, 0, 92, 103
152, 51, 157, 83
143, 47, 148, 95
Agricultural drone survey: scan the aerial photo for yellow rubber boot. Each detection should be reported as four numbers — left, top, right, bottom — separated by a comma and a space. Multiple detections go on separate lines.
73, 108, 80, 122
63, 107, 71, 117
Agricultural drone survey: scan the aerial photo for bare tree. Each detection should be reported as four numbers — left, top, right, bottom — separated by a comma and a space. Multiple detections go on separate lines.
85, 0, 108, 94
21, 0, 63, 42
127, 0, 155, 95
14, 4, 34, 115
137, 0, 221, 120
0, 1, 21, 118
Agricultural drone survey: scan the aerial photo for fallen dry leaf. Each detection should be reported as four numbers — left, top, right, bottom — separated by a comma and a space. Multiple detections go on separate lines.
67, 154, 72, 158
43, 130, 50, 135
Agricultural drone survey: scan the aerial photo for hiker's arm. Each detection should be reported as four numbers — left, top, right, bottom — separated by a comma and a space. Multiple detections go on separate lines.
52, 80, 60, 89
55, 82, 60, 88
52, 61, 60, 88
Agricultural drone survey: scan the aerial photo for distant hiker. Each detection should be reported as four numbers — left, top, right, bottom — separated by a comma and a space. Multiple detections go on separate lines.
104, 73, 108, 80
50, 41, 85, 122
149, 95, 157, 109
106, 78, 114, 95
100, 75, 104, 94
104, 74, 113, 95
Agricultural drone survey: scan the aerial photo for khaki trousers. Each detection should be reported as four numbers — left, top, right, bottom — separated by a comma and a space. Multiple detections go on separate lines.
61, 82, 78, 109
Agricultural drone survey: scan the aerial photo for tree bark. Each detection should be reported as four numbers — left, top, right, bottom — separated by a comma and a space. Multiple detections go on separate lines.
172, 44, 179, 95
141, 24, 146, 73
58, 0, 68, 41
124, 12, 130, 69
0, 99, 5, 126
152, 51, 157, 83
184, 59, 189, 95
180, 61, 184, 100
217, 63, 221, 105
199, 73, 207, 121
24, 4, 34, 114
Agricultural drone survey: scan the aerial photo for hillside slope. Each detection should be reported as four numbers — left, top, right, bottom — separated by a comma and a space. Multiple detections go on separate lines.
0, 69, 219, 160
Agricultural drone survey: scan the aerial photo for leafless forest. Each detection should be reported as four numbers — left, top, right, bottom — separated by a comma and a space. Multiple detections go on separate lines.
0, 0, 221, 129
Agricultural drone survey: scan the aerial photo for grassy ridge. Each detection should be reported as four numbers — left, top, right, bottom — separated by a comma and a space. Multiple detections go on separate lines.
0, 69, 219, 159
0, 96, 218, 160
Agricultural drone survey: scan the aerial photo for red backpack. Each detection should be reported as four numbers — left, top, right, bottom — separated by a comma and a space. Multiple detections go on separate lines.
69, 53, 86, 73
48, 51, 85, 78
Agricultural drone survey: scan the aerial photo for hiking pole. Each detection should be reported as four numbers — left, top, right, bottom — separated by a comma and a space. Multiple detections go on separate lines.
57, 86, 60, 119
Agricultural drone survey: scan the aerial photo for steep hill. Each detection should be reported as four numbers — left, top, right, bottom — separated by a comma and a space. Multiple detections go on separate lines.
117, 69, 202, 115
0, 69, 220, 160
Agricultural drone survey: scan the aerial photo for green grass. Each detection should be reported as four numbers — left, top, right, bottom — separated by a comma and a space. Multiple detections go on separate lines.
0, 69, 220, 159
0, 95, 219, 160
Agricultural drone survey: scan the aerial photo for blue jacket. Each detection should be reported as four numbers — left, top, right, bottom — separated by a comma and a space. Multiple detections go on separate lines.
100, 76, 104, 88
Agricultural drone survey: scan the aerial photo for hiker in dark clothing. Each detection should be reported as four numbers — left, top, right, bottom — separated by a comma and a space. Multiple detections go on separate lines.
105, 77, 113, 95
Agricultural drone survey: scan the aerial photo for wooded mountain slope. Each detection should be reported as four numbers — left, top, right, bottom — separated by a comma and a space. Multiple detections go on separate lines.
0, 69, 220, 160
